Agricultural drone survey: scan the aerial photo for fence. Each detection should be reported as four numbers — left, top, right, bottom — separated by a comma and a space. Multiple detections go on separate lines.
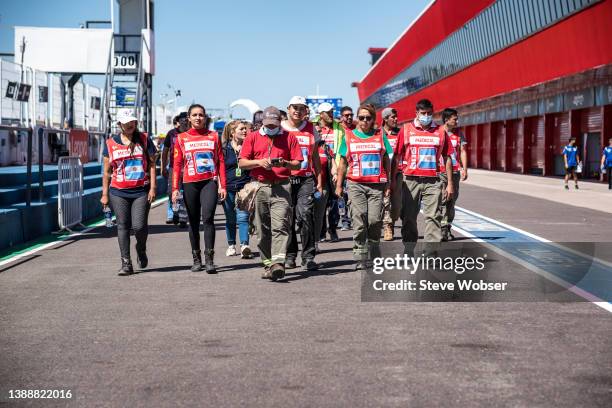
57, 156, 84, 231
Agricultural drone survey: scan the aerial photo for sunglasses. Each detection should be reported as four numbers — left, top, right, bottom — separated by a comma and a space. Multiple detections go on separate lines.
358, 115, 373, 121
342, 113, 353, 117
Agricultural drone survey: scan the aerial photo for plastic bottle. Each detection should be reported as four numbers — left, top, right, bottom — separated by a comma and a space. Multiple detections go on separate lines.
338, 197, 346, 216
172, 191, 182, 212
313, 191, 322, 200
103, 205, 113, 228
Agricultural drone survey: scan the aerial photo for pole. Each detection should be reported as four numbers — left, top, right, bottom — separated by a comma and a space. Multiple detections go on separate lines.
38, 128, 44, 201
25, 127, 33, 207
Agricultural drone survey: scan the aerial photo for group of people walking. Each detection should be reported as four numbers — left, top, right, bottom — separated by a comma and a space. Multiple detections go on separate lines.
101, 97, 470, 280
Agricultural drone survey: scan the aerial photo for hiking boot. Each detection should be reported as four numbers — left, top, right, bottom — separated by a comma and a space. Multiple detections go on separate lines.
179, 221, 187, 228
226, 245, 236, 257
261, 266, 272, 279
240, 244, 253, 259
448, 228, 455, 241
118, 258, 134, 276
204, 249, 217, 274
383, 224, 394, 241
329, 231, 339, 243
270, 263, 285, 281
575, 184, 579, 190
172, 214, 179, 225
165, 218, 174, 224
441, 228, 449, 242
191, 250, 203, 272
285, 259, 297, 269
136, 250, 148, 269
564, 184, 569, 190
354, 261, 366, 271
302, 259, 319, 271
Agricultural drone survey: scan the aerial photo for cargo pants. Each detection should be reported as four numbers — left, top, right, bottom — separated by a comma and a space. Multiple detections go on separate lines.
254, 181, 292, 267
439, 172, 461, 229
401, 176, 443, 253
347, 181, 385, 261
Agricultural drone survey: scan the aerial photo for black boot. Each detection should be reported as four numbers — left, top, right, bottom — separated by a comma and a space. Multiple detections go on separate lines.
191, 250, 202, 272
204, 249, 217, 274
118, 257, 134, 276
136, 245, 148, 269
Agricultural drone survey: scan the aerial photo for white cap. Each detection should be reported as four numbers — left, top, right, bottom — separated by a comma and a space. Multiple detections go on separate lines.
288, 96, 307, 106
117, 109, 138, 124
317, 102, 334, 114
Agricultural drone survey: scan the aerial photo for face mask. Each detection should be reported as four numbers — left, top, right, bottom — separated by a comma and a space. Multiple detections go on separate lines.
263, 126, 280, 136
418, 114, 432, 126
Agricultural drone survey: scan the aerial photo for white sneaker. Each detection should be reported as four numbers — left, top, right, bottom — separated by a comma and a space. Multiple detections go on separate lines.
240, 244, 253, 259
226, 245, 236, 257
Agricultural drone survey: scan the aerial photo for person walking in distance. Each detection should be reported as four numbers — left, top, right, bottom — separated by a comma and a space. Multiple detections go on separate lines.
282, 96, 323, 271
439, 108, 468, 241
220, 120, 253, 258
172, 104, 227, 273
601, 137, 612, 190
335, 103, 393, 270
380, 107, 404, 241
563, 137, 580, 190
101, 109, 158, 275
391, 99, 453, 256
239, 106, 303, 281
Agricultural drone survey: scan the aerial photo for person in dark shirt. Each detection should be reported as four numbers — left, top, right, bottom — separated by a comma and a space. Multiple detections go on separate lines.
161, 112, 188, 224
220, 120, 253, 258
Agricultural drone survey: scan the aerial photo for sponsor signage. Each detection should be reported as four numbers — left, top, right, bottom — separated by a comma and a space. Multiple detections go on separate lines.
305, 98, 343, 119
38, 86, 49, 103
502, 105, 518, 120
564, 88, 594, 111
69, 129, 89, 163
116, 87, 136, 107
519, 100, 538, 117
5, 81, 17, 98
113, 53, 138, 70
595, 85, 612, 106
539, 94, 563, 114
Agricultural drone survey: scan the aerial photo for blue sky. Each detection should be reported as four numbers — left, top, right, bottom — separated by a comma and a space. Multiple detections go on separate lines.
0, 0, 430, 117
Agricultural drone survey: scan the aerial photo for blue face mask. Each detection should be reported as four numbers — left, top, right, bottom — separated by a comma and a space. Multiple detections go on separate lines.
263, 126, 280, 136
418, 114, 432, 126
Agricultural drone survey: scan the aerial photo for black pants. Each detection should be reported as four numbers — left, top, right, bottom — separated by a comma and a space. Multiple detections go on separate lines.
183, 179, 218, 251
608, 167, 612, 189
109, 192, 150, 259
287, 177, 316, 262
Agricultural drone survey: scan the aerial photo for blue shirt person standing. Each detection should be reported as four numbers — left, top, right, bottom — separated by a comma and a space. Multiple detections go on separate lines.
601, 137, 612, 190
562, 137, 580, 190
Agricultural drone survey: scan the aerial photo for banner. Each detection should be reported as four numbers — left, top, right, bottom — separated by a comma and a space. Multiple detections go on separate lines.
69, 129, 89, 163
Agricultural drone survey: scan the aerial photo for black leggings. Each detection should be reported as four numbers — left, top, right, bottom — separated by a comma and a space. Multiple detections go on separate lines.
183, 179, 218, 251
109, 193, 150, 259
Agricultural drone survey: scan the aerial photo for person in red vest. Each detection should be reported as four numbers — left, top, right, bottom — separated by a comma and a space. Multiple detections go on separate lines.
239, 106, 304, 281
335, 103, 393, 270
281, 96, 323, 271
391, 99, 454, 256
438, 108, 468, 241
380, 107, 405, 242
101, 109, 158, 276
172, 104, 227, 273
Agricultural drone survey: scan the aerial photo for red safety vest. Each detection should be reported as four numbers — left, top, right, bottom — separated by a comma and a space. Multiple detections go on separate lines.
318, 127, 336, 180
174, 129, 220, 185
439, 131, 461, 172
402, 122, 446, 177
283, 121, 316, 177
384, 127, 405, 173
106, 134, 149, 190
345, 129, 388, 184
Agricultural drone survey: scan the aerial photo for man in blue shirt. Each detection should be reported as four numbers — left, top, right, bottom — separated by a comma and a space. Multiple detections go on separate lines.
562, 137, 580, 190
601, 137, 612, 190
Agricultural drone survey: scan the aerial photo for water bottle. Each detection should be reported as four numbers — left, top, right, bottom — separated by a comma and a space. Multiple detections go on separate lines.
172, 191, 182, 212
103, 205, 113, 228
338, 197, 346, 216
313, 191, 322, 200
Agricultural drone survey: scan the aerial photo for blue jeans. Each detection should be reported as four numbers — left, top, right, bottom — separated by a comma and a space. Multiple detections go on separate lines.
222, 190, 250, 246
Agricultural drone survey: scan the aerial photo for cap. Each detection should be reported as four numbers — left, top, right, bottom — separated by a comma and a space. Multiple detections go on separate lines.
117, 109, 138, 124
317, 102, 334, 114
262, 106, 281, 127
288, 96, 307, 106
381, 107, 397, 120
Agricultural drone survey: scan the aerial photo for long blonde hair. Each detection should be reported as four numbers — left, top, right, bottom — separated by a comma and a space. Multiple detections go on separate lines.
221, 120, 242, 147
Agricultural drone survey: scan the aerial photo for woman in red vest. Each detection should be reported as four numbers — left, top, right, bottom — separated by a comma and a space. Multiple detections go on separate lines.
172, 104, 227, 273
101, 109, 158, 276
335, 103, 393, 270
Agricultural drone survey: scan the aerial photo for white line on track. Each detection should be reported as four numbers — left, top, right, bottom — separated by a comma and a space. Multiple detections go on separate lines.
452, 207, 612, 313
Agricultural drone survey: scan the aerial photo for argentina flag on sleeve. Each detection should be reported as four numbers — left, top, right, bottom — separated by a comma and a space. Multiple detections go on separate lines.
124, 159, 145, 180
417, 148, 437, 169
360, 153, 381, 176
195, 151, 215, 174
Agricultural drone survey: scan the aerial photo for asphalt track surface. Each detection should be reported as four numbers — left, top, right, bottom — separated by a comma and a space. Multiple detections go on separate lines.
1, 184, 611, 407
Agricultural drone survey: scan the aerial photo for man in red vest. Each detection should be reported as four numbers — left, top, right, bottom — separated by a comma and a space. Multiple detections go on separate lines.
391, 99, 454, 255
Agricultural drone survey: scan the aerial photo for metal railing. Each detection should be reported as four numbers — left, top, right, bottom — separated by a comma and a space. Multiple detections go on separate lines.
57, 156, 84, 232
0, 125, 33, 206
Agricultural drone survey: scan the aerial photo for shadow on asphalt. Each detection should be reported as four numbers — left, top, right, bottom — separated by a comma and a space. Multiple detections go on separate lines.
0, 254, 41, 273
280, 259, 356, 282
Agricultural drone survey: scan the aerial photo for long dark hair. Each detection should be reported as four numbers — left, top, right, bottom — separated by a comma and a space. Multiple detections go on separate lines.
122, 124, 150, 164
188, 103, 206, 129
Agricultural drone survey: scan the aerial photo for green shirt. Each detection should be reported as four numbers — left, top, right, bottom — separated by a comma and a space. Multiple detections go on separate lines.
337, 129, 393, 158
